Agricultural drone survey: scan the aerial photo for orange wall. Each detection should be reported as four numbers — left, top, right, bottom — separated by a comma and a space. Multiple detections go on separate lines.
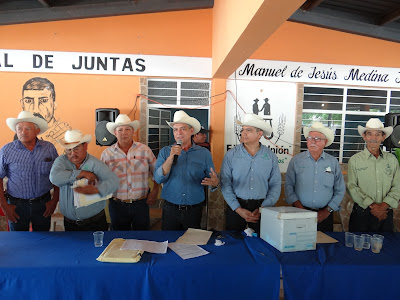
0, 9, 213, 159
252, 21, 400, 67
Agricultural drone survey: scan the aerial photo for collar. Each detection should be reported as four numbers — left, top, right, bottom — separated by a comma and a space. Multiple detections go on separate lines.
306, 149, 325, 161
15, 138, 41, 150
114, 141, 137, 152
363, 147, 383, 158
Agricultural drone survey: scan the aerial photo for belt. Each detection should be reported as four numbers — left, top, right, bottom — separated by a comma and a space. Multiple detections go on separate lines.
64, 210, 105, 226
112, 195, 147, 204
237, 198, 264, 203
164, 200, 203, 211
7, 192, 51, 205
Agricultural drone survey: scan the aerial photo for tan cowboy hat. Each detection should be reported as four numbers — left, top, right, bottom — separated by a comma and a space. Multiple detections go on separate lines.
106, 114, 140, 135
357, 118, 393, 138
58, 129, 92, 149
6, 111, 48, 134
303, 122, 335, 147
235, 113, 272, 135
167, 110, 201, 134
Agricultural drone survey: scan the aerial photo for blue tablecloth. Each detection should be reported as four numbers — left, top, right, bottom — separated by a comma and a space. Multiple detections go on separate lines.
0, 231, 281, 300
273, 232, 400, 300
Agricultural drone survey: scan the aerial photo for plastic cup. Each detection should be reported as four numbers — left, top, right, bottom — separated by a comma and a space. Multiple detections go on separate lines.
345, 232, 354, 247
354, 235, 364, 251
361, 234, 371, 249
373, 234, 384, 241
93, 231, 104, 247
371, 236, 383, 253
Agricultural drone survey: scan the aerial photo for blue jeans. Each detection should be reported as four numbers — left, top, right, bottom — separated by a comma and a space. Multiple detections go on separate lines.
109, 198, 150, 230
7, 196, 51, 231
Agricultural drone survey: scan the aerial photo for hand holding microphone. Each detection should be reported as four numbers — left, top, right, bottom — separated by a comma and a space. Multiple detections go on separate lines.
172, 140, 182, 165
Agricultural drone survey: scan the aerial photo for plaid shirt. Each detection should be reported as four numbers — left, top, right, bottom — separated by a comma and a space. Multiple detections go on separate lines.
101, 142, 157, 200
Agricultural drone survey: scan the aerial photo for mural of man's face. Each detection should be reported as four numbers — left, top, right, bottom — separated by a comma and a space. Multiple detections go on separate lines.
21, 89, 56, 123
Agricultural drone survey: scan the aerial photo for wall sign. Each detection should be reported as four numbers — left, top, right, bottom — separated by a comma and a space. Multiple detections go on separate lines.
0, 49, 212, 78
233, 59, 400, 88
225, 80, 297, 172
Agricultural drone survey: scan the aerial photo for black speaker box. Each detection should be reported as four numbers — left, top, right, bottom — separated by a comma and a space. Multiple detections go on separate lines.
95, 108, 120, 146
383, 113, 400, 150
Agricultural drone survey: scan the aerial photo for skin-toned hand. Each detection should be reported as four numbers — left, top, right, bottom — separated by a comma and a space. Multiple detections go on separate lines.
169, 145, 182, 159
370, 203, 389, 221
74, 185, 99, 195
251, 208, 261, 221
43, 199, 58, 217
235, 207, 259, 223
0, 202, 19, 223
293, 200, 305, 209
201, 168, 219, 187
317, 209, 331, 223
146, 189, 158, 206
77, 170, 98, 185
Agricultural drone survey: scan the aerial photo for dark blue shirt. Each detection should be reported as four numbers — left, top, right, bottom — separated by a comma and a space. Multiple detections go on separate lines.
0, 139, 58, 199
154, 144, 215, 205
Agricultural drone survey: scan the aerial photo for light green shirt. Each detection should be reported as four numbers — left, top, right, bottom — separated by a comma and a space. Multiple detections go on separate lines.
347, 148, 400, 209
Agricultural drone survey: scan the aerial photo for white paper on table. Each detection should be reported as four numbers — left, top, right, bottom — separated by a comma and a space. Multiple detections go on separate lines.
120, 239, 168, 254
168, 242, 209, 260
176, 228, 212, 245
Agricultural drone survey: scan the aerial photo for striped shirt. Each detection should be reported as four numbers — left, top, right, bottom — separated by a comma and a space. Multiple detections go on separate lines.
0, 139, 58, 199
101, 142, 157, 200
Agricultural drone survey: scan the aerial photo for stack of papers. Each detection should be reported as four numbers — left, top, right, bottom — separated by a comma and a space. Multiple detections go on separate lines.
72, 179, 111, 208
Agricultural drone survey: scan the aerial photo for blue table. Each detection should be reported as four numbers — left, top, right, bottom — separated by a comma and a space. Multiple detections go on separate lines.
0, 231, 280, 300
273, 232, 400, 300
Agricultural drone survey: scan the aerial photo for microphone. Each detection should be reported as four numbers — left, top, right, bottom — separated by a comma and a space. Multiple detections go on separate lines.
173, 140, 182, 165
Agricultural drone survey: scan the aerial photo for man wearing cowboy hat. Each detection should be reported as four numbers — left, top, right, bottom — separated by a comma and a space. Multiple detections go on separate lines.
101, 114, 160, 230
0, 111, 59, 231
347, 118, 400, 232
50, 129, 119, 231
154, 110, 218, 230
220, 113, 281, 234
285, 122, 345, 231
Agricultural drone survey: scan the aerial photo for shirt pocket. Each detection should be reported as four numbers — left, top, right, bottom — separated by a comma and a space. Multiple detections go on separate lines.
322, 172, 335, 188
40, 161, 53, 175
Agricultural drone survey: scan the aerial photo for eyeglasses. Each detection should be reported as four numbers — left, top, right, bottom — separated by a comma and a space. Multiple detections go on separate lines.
306, 136, 326, 143
65, 144, 84, 154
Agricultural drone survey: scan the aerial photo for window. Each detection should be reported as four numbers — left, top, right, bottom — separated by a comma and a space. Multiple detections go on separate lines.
147, 108, 171, 157
302, 85, 399, 163
147, 79, 211, 107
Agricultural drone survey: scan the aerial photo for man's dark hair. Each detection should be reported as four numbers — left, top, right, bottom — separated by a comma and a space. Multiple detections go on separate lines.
22, 77, 55, 100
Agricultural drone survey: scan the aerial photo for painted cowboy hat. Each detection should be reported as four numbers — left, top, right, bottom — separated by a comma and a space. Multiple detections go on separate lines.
106, 114, 140, 135
6, 111, 48, 134
303, 121, 335, 147
357, 118, 393, 138
167, 110, 201, 134
235, 113, 272, 135
58, 129, 92, 149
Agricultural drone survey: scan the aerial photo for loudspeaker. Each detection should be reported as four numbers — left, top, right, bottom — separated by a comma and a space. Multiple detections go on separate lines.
95, 108, 120, 146
383, 113, 400, 151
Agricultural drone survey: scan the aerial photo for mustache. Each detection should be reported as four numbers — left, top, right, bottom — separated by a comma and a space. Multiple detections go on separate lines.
366, 140, 380, 144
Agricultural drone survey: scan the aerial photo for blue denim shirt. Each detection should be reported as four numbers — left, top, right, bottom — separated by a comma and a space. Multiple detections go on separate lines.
154, 144, 215, 205
285, 150, 345, 211
50, 153, 119, 220
220, 144, 281, 211
0, 139, 58, 199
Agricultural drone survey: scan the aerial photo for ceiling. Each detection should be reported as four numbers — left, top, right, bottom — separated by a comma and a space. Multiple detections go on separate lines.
1, 0, 400, 43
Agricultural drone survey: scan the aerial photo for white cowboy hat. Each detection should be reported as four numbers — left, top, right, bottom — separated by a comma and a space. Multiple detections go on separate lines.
58, 129, 92, 149
167, 110, 201, 134
235, 113, 272, 135
303, 122, 335, 147
357, 118, 393, 138
6, 111, 48, 134
106, 114, 140, 135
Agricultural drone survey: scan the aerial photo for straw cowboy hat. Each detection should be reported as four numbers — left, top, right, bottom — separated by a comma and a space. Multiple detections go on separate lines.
58, 129, 92, 149
357, 118, 393, 138
235, 113, 272, 135
6, 111, 48, 134
167, 110, 201, 134
106, 114, 140, 135
303, 122, 335, 147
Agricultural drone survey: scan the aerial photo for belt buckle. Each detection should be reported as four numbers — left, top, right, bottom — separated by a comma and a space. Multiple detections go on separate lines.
178, 205, 188, 211
75, 219, 84, 225
28, 198, 36, 204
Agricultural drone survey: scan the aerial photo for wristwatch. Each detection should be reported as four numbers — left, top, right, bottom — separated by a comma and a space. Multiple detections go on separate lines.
326, 206, 334, 213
